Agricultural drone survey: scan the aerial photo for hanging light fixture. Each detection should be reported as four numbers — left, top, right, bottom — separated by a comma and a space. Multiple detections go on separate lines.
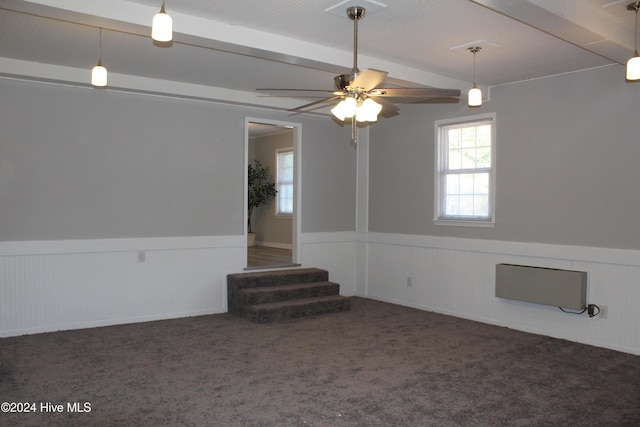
627, 2, 640, 81
467, 46, 482, 107
356, 98, 383, 123
152, 0, 173, 42
331, 96, 357, 121
330, 95, 382, 122
91, 27, 107, 87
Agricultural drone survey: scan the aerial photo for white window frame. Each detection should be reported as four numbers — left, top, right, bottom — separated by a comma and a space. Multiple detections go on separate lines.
434, 113, 496, 228
275, 148, 294, 217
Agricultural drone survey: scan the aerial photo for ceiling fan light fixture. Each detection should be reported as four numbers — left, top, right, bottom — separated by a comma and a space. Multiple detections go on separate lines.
152, 1, 173, 42
357, 97, 382, 122
330, 102, 346, 121
343, 96, 357, 118
91, 28, 107, 87
627, 2, 640, 81
356, 107, 378, 123
330, 101, 348, 121
355, 107, 370, 123
331, 97, 358, 121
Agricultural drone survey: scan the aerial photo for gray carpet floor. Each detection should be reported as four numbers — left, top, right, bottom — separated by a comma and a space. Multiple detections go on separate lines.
1, 297, 639, 426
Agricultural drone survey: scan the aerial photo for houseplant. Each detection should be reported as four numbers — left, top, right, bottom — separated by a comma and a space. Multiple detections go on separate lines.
247, 159, 277, 246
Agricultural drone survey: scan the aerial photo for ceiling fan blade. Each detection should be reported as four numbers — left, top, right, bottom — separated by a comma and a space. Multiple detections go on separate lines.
257, 88, 338, 98
375, 96, 461, 104
371, 87, 461, 99
351, 69, 388, 91
289, 96, 342, 112
409, 97, 460, 104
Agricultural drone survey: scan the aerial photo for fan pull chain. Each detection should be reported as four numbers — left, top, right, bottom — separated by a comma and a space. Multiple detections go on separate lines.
351, 119, 357, 148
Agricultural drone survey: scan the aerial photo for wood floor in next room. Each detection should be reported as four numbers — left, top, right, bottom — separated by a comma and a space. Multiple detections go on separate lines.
247, 245, 294, 269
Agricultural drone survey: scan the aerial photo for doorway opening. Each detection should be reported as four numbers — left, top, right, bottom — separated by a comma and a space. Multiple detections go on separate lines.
245, 118, 301, 269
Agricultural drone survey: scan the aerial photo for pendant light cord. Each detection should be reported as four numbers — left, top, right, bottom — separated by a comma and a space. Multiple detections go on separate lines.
98, 27, 103, 65
473, 50, 477, 85
468, 46, 481, 88
634, 4, 639, 55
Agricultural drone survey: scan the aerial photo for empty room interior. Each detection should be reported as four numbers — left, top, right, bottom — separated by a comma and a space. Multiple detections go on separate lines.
1, 0, 639, 425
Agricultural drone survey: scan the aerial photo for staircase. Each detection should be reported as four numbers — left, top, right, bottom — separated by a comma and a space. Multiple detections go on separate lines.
227, 268, 351, 323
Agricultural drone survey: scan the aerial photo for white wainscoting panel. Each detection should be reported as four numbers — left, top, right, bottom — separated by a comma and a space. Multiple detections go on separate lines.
0, 233, 359, 337
366, 233, 640, 355
0, 236, 244, 337
5, 231, 637, 355
299, 232, 359, 296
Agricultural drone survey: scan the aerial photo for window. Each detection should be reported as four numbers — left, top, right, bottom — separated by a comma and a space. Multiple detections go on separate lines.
435, 114, 495, 227
276, 149, 294, 215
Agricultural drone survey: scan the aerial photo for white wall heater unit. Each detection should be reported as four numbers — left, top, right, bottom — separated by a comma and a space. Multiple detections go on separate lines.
495, 264, 587, 310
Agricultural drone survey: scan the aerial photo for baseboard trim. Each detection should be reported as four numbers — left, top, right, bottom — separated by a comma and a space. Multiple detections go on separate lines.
0, 307, 225, 338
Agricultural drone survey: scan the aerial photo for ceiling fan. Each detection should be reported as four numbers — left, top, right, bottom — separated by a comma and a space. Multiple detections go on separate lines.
257, 6, 461, 145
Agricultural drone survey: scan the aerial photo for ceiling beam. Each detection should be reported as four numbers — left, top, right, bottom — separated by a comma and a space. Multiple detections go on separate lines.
469, 0, 632, 66
17, 0, 470, 90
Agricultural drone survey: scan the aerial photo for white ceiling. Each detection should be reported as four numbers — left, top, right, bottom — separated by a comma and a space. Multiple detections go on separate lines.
0, 0, 637, 114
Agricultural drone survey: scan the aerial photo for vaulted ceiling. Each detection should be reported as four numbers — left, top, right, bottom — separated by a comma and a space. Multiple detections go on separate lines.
1, 0, 637, 114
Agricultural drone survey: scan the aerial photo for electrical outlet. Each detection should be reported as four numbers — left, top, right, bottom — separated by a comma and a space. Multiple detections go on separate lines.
599, 305, 608, 319
407, 277, 413, 287
138, 251, 146, 263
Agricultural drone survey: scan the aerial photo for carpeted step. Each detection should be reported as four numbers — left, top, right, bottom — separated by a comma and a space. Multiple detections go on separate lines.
227, 267, 350, 322
237, 281, 340, 306
242, 295, 351, 323
227, 268, 330, 314
228, 268, 329, 290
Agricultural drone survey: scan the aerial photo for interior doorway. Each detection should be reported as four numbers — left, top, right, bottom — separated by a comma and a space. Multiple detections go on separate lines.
245, 118, 301, 269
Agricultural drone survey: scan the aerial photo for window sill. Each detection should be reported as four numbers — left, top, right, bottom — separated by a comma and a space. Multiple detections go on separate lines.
274, 213, 293, 219
433, 219, 495, 228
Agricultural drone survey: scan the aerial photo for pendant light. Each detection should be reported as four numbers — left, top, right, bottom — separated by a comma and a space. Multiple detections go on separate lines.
152, 0, 173, 42
91, 28, 107, 87
467, 46, 482, 107
627, 2, 640, 81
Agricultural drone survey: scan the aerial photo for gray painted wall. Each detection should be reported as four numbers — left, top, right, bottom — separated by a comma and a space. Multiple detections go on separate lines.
369, 65, 640, 250
300, 119, 357, 233
0, 78, 356, 241
250, 130, 293, 246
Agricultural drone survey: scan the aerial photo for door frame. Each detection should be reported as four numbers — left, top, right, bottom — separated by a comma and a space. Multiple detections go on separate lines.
244, 117, 301, 267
